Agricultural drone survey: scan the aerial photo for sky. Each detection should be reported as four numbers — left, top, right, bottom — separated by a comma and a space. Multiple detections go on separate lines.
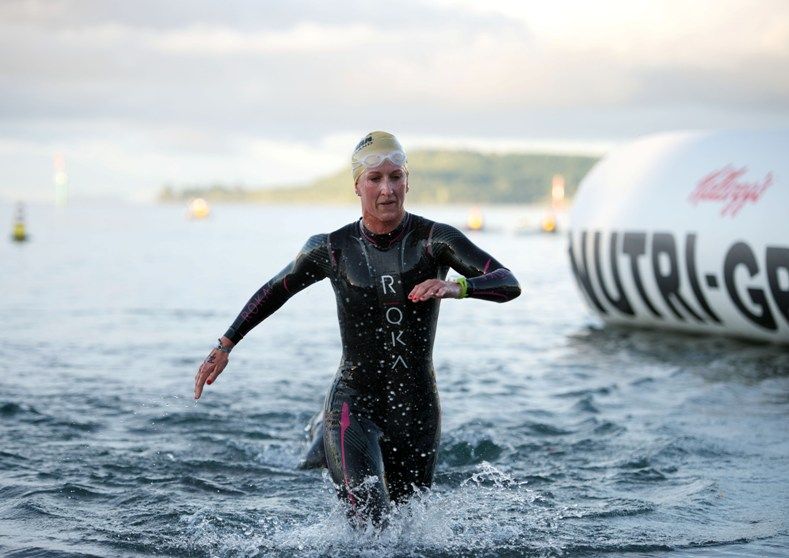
1, 0, 788, 202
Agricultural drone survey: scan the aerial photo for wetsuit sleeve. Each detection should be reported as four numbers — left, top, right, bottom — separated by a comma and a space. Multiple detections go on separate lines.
429, 223, 521, 302
224, 234, 331, 343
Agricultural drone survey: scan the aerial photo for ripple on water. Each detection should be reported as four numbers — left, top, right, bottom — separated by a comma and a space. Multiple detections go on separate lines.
554, 384, 618, 398
518, 420, 572, 437
0, 401, 41, 417
4, 548, 106, 558
20, 483, 112, 503
557, 496, 655, 519
0, 450, 28, 471
439, 438, 505, 467
592, 420, 625, 435
178, 476, 248, 496
1, 400, 104, 436
570, 394, 600, 414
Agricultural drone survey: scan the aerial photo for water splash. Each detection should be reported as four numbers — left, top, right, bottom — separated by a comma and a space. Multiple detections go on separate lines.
181, 463, 551, 557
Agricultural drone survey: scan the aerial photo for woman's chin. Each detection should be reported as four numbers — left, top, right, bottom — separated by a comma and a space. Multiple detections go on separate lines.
375, 206, 403, 221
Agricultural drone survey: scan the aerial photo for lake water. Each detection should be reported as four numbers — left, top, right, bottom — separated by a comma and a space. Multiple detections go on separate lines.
0, 202, 787, 557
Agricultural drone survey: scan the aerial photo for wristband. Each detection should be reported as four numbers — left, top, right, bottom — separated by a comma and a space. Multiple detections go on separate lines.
215, 338, 233, 354
454, 277, 468, 299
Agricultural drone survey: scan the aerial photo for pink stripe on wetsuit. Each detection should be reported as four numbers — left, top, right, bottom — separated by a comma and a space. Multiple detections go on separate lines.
339, 402, 357, 508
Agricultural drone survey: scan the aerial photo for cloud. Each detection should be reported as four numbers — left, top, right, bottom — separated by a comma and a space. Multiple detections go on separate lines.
0, 0, 787, 200
149, 22, 384, 55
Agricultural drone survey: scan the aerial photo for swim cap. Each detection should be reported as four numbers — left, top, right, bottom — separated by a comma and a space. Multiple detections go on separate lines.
351, 131, 408, 182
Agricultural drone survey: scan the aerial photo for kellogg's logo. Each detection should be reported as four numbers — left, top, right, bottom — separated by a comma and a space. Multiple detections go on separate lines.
689, 165, 773, 217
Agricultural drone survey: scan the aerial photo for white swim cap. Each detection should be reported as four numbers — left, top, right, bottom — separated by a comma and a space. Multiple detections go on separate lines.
351, 131, 408, 182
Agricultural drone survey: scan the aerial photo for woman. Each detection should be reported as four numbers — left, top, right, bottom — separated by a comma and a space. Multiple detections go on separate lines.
194, 131, 520, 524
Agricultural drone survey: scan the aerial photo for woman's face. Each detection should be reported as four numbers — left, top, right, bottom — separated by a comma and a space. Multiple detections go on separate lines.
356, 160, 409, 230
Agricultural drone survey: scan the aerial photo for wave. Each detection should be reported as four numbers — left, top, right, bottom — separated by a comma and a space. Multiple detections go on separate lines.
4, 548, 105, 558
439, 438, 505, 467
0, 401, 41, 417
22, 482, 111, 500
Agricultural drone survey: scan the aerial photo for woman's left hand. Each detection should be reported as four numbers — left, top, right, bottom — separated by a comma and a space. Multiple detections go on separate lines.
408, 279, 460, 302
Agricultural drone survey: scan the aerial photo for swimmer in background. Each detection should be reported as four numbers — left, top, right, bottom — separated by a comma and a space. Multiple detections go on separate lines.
194, 131, 521, 525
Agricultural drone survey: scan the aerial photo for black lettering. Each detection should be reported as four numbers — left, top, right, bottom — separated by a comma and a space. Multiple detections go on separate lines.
622, 232, 662, 317
593, 231, 634, 316
766, 246, 789, 325
685, 233, 721, 323
723, 242, 777, 331
568, 231, 608, 314
651, 233, 703, 322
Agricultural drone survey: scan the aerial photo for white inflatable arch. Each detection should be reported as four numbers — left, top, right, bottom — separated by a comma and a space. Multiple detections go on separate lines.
568, 129, 788, 344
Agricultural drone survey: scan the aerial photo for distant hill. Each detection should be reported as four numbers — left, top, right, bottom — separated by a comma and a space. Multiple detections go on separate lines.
159, 149, 600, 205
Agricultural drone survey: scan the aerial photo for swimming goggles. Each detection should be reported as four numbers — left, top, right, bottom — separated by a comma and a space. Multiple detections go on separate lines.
353, 150, 407, 169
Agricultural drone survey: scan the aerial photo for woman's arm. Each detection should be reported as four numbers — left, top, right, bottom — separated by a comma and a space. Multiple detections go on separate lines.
223, 234, 331, 343
194, 234, 331, 399
410, 223, 521, 302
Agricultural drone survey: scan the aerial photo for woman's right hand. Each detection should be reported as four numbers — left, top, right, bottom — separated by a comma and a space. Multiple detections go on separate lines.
194, 337, 234, 400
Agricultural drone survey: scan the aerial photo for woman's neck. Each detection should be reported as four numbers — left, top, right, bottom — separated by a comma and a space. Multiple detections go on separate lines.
361, 210, 406, 234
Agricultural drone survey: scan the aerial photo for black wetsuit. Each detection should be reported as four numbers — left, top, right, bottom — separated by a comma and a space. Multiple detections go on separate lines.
224, 213, 520, 521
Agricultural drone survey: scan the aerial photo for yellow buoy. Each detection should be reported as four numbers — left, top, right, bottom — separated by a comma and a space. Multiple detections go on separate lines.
12, 221, 27, 242
466, 207, 484, 231
187, 198, 211, 220
11, 202, 28, 242
540, 213, 557, 234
